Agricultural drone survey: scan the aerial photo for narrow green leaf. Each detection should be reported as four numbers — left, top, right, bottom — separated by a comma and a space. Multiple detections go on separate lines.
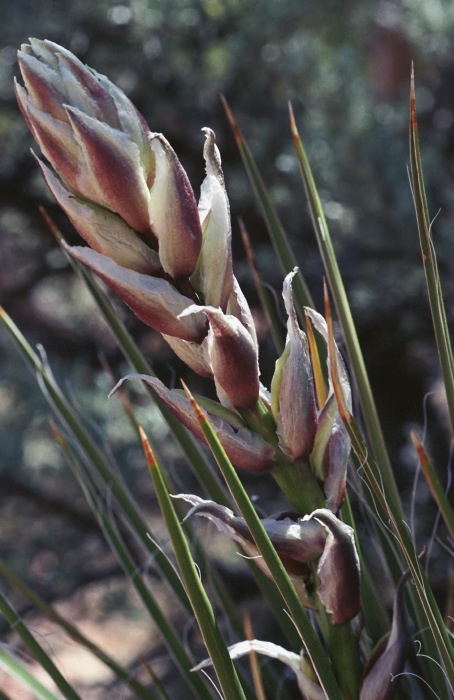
351, 416, 454, 695
0, 591, 83, 700
340, 494, 390, 645
238, 217, 285, 354
0, 647, 63, 700
0, 556, 157, 700
65, 445, 214, 700
140, 427, 248, 700
0, 308, 190, 615
289, 105, 402, 517
324, 286, 454, 697
222, 98, 314, 315
411, 431, 454, 542
409, 73, 454, 437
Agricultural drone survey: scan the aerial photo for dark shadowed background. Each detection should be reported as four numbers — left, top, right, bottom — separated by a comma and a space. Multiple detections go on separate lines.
1, 0, 454, 696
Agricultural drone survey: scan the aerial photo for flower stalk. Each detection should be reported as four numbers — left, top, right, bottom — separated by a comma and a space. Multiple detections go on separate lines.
10, 38, 440, 699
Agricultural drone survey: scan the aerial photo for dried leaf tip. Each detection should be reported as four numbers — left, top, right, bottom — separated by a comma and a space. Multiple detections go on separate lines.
410, 430, 429, 469
139, 425, 157, 468
181, 379, 207, 425
38, 206, 62, 243
49, 419, 67, 448
221, 95, 241, 141
238, 218, 254, 263
410, 62, 417, 125
288, 102, 299, 141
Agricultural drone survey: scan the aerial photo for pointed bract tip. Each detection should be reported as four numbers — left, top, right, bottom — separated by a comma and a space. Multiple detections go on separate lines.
49, 419, 67, 448
181, 379, 207, 424
38, 206, 62, 243
221, 95, 242, 141
288, 102, 298, 138
410, 64, 417, 125
238, 217, 256, 267
411, 430, 430, 470
139, 425, 157, 468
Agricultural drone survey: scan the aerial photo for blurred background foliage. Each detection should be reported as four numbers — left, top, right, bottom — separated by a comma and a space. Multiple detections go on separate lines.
1, 0, 454, 691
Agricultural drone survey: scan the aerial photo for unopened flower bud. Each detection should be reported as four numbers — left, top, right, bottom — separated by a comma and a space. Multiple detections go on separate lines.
38, 158, 160, 275
226, 276, 258, 351
16, 39, 203, 285
305, 306, 352, 511
148, 133, 202, 279
191, 128, 233, 310
181, 305, 260, 409
175, 493, 326, 607
307, 508, 361, 624
161, 334, 212, 377
16, 40, 155, 235
310, 394, 349, 512
271, 270, 317, 459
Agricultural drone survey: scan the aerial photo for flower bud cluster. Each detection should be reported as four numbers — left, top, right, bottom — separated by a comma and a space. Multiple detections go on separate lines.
270, 269, 351, 511
16, 39, 259, 413
17, 41, 352, 502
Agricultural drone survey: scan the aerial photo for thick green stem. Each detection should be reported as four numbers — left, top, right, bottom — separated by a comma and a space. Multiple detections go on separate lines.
241, 400, 326, 514
270, 459, 326, 514
315, 597, 362, 700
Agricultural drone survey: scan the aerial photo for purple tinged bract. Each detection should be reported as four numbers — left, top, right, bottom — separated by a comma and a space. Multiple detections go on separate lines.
180, 304, 260, 409
110, 374, 275, 472
16, 39, 203, 284
271, 269, 317, 459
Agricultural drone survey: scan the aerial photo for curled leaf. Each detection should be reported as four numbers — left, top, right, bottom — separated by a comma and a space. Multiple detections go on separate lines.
307, 508, 361, 624
111, 375, 275, 472
192, 639, 325, 699
64, 245, 207, 340
360, 569, 411, 700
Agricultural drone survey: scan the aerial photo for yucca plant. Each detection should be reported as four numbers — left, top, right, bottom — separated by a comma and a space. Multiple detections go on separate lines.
0, 39, 453, 699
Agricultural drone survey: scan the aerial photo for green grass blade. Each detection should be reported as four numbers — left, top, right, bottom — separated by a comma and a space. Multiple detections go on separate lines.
0, 308, 191, 616
347, 413, 454, 696
238, 217, 285, 354
67, 450, 214, 700
0, 591, 83, 700
409, 74, 454, 437
340, 494, 390, 645
181, 385, 345, 700
411, 431, 454, 542
64, 252, 312, 667
222, 98, 314, 315
0, 647, 64, 700
289, 106, 403, 519
0, 555, 157, 700
326, 304, 454, 697
141, 427, 248, 700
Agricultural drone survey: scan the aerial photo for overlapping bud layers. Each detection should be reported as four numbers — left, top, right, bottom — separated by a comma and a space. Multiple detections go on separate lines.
16, 39, 348, 494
